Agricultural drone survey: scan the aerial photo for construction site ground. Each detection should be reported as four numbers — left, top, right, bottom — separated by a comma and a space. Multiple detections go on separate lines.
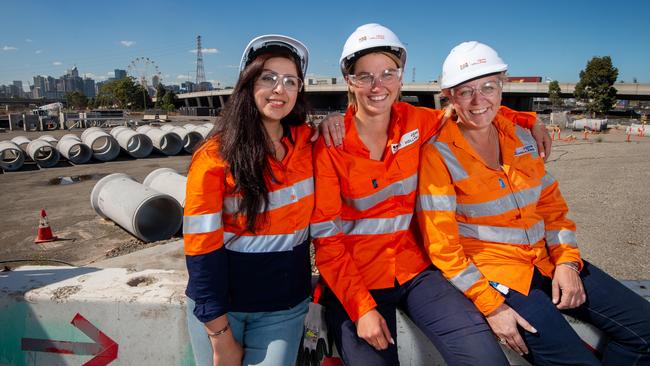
1, 120, 649, 281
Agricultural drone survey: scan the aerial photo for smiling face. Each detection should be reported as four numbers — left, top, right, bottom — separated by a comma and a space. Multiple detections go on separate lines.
446, 74, 503, 130
347, 52, 402, 118
253, 57, 300, 125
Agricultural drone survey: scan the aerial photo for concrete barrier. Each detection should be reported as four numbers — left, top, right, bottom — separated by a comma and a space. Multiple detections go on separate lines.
90, 173, 183, 242
0, 266, 194, 366
0, 140, 26, 171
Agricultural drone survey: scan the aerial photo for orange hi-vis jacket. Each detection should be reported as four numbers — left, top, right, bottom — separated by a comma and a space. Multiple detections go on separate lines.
311, 102, 537, 321
184, 124, 313, 322
416, 113, 582, 316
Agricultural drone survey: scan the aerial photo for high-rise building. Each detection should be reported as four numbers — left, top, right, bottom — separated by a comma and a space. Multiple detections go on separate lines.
33, 76, 47, 98
114, 69, 127, 80
83, 77, 96, 97
46, 76, 57, 92
12, 81, 24, 97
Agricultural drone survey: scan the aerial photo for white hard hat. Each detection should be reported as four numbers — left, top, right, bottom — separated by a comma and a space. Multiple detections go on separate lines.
440, 41, 508, 89
239, 34, 309, 77
339, 23, 407, 75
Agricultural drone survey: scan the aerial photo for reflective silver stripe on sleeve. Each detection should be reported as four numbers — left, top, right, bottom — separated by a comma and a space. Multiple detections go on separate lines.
546, 229, 578, 247
541, 172, 556, 190
458, 220, 545, 245
223, 177, 314, 214
515, 125, 539, 158
224, 227, 309, 253
450, 263, 482, 292
416, 194, 457, 212
456, 185, 541, 218
343, 174, 417, 211
341, 214, 412, 236
434, 141, 469, 182
311, 219, 343, 238
183, 212, 222, 234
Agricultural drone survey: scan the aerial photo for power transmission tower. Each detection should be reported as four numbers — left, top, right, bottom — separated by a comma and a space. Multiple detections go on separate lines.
195, 35, 206, 91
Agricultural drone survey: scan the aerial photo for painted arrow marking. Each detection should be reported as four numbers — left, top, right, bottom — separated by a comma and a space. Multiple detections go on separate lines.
21, 313, 118, 366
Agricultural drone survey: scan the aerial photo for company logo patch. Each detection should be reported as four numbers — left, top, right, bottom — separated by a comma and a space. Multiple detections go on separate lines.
514, 144, 536, 156
391, 129, 419, 154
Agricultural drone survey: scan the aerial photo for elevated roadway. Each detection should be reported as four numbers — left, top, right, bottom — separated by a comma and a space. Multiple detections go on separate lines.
176, 82, 650, 112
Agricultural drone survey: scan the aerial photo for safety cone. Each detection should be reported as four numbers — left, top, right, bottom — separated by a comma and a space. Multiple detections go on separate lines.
35, 208, 57, 243
626, 131, 631, 142
583, 129, 589, 140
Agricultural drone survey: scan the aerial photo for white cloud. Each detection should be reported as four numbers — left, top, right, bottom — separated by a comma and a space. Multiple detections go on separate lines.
52, 61, 62, 66
107, 71, 114, 76
35, 50, 43, 54
190, 48, 218, 54
2, 46, 17, 51
225, 64, 239, 69
207, 71, 214, 75
164, 74, 170, 78
26, 38, 33, 42
120, 40, 136, 47
177, 74, 192, 80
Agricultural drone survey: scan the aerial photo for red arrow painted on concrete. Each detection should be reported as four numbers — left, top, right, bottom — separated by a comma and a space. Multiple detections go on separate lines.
21, 313, 118, 366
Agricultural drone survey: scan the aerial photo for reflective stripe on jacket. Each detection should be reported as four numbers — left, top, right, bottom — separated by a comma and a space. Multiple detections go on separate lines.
311, 103, 537, 321
184, 124, 314, 322
416, 112, 582, 315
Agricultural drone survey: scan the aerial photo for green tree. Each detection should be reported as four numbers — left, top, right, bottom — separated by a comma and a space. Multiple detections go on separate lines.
65, 91, 88, 110
161, 89, 176, 112
574, 56, 618, 117
154, 83, 167, 108
548, 80, 562, 109
96, 77, 148, 110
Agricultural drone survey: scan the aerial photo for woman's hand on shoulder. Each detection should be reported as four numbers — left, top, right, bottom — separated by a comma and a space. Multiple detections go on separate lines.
485, 303, 537, 356
552, 263, 586, 310
310, 112, 345, 147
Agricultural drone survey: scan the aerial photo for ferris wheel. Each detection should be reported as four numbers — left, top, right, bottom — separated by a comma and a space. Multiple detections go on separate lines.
127, 57, 162, 91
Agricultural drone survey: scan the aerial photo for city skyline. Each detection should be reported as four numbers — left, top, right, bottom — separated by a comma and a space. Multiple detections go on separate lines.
2, 0, 650, 90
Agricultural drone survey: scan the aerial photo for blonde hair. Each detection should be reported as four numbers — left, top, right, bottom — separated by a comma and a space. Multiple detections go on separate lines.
344, 51, 403, 108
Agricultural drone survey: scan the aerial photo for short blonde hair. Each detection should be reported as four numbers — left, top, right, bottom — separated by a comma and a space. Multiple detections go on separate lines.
344, 51, 403, 108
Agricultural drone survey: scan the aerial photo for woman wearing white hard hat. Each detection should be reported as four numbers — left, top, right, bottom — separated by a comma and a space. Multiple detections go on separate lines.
416, 41, 650, 365
310, 23, 548, 365
184, 34, 314, 366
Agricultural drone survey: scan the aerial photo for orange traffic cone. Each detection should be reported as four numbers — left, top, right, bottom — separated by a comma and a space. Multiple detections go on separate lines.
35, 208, 57, 243
626, 131, 631, 142
583, 129, 589, 140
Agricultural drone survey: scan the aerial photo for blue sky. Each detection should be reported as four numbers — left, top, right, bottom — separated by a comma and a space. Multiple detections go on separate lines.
2, 0, 649, 90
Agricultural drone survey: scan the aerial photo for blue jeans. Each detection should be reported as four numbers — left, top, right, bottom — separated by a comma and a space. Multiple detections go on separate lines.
321, 267, 509, 366
186, 297, 309, 366
504, 261, 650, 365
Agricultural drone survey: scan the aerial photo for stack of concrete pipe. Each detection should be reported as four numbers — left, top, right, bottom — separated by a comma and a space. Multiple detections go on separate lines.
57, 134, 93, 164
135, 126, 183, 156
627, 124, 650, 137
110, 126, 154, 158
142, 168, 188, 206
0, 141, 25, 171
10, 136, 30, 151
81, 127, 121, 161
184, 123, 212, 138
159, 125, 203, 153
26, 137, 60, 168
91, 173, 183, 242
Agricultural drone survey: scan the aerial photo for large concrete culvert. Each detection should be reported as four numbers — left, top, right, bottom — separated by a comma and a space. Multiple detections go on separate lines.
90, 173, 182, 242
110, 126, 154, 158
81, 127, 121, 162
0, 141, 26, 171
57, 134, 93, 164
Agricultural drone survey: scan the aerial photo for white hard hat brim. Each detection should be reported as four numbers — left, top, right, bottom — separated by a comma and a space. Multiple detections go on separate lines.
239, 34, 309, 77
441, 63, 508, 89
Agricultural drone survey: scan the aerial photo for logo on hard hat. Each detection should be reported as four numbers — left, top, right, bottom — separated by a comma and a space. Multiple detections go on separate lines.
471, 58, 487, 65
358, 36, 367, 42
460, 62, 469, 70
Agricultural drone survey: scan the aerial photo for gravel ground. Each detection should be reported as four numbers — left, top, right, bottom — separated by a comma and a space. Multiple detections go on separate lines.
0, 122, 648, 279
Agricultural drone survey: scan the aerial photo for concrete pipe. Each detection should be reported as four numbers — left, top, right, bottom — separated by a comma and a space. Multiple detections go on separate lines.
193, 125, 212, 139
203, 123, 215, 130
110, 126, 153, 158
183, 123, 197, 131
81, 127, 120, 161
26, 139, 60, 168
57, 134, 92, 164
0, 141, 26, 171
10, 136, 30, 151
38, 135, 58, 144
571, 118, 608, 132
90, 173, 182, 242
168, 127, 203, 153
159, 124, 174, 131
135, 126, 183, 156
142, 168, 188, 206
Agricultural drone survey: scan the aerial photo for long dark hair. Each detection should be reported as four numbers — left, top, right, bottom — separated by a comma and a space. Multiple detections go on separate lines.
205, 49, 308, 233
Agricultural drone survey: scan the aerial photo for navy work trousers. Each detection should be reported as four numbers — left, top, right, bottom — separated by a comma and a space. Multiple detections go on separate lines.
505, 261, 650, 365
321, 267, 509, 366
